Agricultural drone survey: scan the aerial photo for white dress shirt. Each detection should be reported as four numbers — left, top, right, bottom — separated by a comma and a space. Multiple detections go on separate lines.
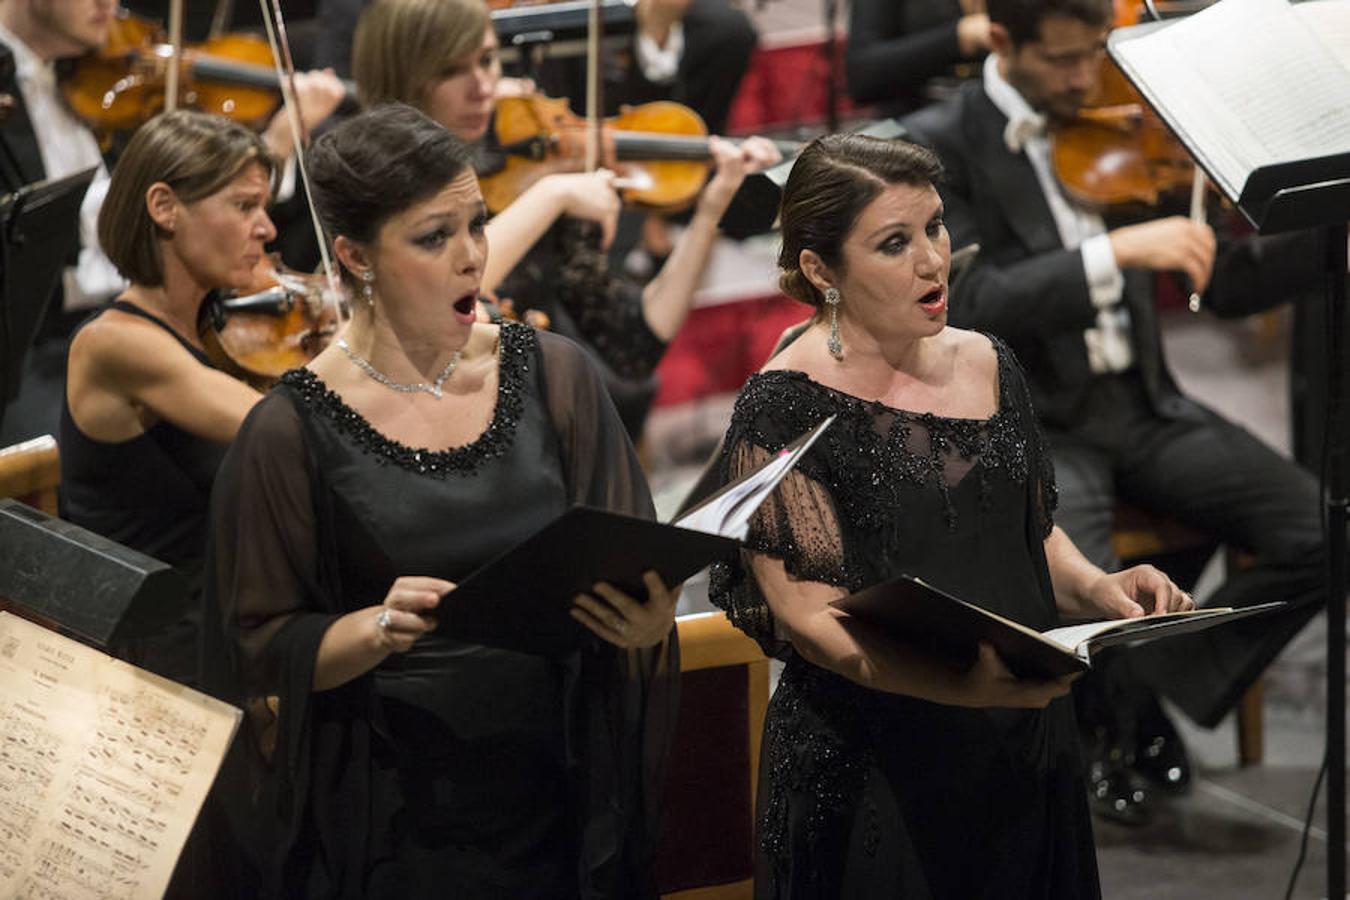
983, 54, 1133, 374
0, 21, 124, 312
635, 22, 684, 84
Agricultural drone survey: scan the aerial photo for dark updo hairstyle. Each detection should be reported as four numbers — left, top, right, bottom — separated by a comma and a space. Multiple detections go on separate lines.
777, 133, 944, 308
986, 0, 1110, 46
307, 103, 476, 285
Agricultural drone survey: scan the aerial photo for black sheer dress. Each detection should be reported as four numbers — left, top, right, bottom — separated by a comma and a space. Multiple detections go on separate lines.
709, 335, 1099, 899
202, 323, 678, 899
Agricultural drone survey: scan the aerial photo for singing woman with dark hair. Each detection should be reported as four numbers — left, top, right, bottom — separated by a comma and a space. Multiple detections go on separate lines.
709, 133, 1191, 899
203, 103, 679, 899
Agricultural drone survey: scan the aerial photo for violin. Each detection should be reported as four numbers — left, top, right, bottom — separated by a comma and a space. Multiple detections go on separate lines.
61, 9, 355, 142
478, 93, 797, 214
1049, 0, 1211, 210
199, 256, 346, 390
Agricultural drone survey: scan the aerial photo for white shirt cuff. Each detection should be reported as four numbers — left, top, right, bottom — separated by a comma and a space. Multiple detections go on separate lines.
275, 156, 298, 204
635, 22, 684, 84
1082, 233, 1124, 309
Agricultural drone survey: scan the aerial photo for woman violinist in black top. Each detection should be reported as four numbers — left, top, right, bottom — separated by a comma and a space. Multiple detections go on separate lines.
60, 109, 277, 685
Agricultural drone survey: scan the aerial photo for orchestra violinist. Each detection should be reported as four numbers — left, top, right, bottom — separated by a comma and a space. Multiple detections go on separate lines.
61, 109, 274, 684
352, 0, 779, 430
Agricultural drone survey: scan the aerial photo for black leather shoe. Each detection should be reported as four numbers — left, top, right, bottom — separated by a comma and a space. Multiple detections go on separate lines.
1132, 696, 1192, 795
1087, 756, 1152, 827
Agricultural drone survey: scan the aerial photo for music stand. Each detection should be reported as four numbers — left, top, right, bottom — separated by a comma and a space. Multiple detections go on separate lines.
1109, 8, 1350, 894
0, 166, 95, 423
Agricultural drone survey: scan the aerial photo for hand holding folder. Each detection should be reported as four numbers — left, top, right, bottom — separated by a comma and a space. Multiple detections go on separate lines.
437, 415, 836, 654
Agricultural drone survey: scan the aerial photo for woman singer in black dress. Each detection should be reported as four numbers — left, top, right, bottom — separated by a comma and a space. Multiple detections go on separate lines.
709, 133, 1192, 898
203, 103, 679, 899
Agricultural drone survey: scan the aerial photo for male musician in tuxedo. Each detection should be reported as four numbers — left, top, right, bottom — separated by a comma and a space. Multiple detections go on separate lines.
901, 0, 1326, 824
0, 0, 123, 444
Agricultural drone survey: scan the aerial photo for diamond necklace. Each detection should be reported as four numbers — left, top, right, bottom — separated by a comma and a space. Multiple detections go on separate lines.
336, 337, 462, 399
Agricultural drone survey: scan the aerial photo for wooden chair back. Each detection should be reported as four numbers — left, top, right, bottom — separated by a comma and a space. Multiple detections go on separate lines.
657, 611, 770, 900
0, 434, 59, 516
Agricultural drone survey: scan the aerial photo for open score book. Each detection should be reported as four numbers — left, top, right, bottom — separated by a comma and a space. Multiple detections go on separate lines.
437, 415, 836, 654
831, 575, 1285, 680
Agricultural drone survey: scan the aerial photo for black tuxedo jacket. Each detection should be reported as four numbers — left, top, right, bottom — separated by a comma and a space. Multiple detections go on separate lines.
0, 43, 46, 193
901, 82, 1319, 429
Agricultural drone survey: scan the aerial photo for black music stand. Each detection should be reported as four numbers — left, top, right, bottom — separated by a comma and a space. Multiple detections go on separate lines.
0, 167, 95, 425
1110, 15, 1350, 896
0, 498, 189, 648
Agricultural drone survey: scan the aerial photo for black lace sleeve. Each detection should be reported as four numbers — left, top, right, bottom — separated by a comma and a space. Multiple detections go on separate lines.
536, 329, 679, 899
707, 380, 849, 656
993, 336, 1058, 539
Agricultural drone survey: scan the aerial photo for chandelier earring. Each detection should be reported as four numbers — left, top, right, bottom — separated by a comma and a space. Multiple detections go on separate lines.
361, 269, 375, 308
824, 286, 843, 360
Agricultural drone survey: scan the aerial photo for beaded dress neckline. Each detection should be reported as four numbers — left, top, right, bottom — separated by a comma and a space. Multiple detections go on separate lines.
280, 322, 536, 477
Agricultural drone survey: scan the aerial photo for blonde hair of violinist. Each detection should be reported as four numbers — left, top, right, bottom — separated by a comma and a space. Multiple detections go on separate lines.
351, 0, 782, 343
70, 111, 275, 447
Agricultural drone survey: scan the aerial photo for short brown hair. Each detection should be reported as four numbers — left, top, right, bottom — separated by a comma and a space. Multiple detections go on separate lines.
777, 133, 944, 307
98, 110, 273, 287
353, 0, 490, 110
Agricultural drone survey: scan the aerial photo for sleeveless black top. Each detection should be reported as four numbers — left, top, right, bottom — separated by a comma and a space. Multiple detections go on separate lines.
59, 300, 230, 683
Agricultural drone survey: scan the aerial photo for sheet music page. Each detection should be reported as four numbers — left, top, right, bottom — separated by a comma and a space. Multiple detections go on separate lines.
672, 414, 836, 540
0, 613, 240, 900
1294, 0, 1350, 71
1113, 0, 1350, 198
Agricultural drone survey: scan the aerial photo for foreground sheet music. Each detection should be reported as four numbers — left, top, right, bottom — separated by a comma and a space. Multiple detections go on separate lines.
0, 612, 240, 900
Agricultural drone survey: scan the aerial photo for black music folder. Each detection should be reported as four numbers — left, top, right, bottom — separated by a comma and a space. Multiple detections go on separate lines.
439, 415, 836, 655
0, 167, 96, 409
831, 574, 1285, 680
1107, 0, 1350, 233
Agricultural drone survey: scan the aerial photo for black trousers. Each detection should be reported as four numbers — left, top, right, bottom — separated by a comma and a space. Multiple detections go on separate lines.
1049, 372, 1325, 730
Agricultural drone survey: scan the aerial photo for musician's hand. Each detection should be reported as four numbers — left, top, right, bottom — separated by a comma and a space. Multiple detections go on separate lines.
698, 135, 782, 215
1084, 564, 1194, 619
547, 170, 621, 249
959, 642, 1078, 708
571, 570, 680, 649
373, 576, 451, 653
1109, 216, 1217, 294
262, 68, 346, 162
495, 76, 536, 99
956, 13, 992, 56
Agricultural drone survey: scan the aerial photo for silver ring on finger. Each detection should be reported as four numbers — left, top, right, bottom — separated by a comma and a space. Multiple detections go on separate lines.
613, 619, 627, 635
377, 608, 392, 630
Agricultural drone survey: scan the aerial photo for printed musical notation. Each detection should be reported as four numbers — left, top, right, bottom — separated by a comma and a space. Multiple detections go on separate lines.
0, 613, 240, 899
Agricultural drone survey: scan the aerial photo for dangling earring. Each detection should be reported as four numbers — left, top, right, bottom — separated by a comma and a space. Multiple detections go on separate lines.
361, 269, 375, 308
824, 286, 843, 360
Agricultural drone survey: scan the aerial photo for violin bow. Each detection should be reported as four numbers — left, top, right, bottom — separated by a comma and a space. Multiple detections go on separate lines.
584, 0, 601, 172
165, 0, 184, 112
1135, 0, 1207, 310
256, 0, 345, 315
